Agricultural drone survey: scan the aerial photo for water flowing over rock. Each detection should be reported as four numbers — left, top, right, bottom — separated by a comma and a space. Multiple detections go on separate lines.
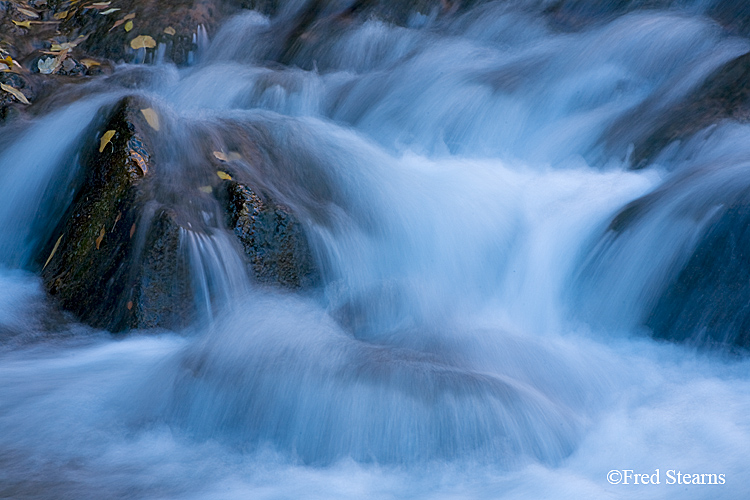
3, 1, 750, 498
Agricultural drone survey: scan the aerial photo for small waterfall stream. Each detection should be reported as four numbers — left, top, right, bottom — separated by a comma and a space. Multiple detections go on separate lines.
1, 1, 750, 498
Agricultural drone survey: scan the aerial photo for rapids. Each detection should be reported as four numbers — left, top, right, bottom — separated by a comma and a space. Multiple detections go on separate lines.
1, 1, 750, 498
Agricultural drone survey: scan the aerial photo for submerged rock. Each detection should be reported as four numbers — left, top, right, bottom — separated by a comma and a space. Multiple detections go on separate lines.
581, 164, 750, 351
619, 51, 750, 169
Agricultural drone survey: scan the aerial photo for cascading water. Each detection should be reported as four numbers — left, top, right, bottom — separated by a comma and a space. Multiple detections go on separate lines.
1, 1, 750, 498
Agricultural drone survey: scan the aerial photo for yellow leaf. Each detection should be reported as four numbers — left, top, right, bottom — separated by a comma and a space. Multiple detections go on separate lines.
140, 108, 160, 130
199, 185, 213, 193
43, 234, 64, 270
80, 58, 101, 68
17, 7, 39, 18
124, 20, 133, 32
216, 171, 232, 180
130, 35, 156, 50
95, 227, 105, 249
0, 83, 30, 105
99, 130, 116, 152
12, 20, 32, 28
54, 10, 69, 19
164, 26, 175, 36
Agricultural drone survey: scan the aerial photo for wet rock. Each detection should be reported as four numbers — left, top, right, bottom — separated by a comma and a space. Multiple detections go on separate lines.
38, 95, 319, 332
56, 0, 244, 66
219, 179, 318, 288
39, 96, 193, 331
626, 51, 750, 168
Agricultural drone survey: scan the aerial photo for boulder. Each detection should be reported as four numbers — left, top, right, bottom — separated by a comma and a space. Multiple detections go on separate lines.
40, 96, 194, 331
38, 96, 318, 332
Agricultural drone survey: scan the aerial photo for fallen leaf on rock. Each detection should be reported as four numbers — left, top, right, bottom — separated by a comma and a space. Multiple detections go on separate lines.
199, 185, 213, 193
100, 8, 120, 15
38, 56, 62, 74
216, 170, 232, 180
43, 234, 63, 270
164, 26, 176, 36
127, 301, 133, 310
95, 227, 105, 249
80, 58, 101, 67
17, 7, 39, 18
124, 20, 133, 32
140, 108, 160, 130
54, 11, 69, 19
130, 35, 156, 50
130, 223, 136, 238
99, 130, 116, 152
0, 83, 30, 104
12, 20, 33, 28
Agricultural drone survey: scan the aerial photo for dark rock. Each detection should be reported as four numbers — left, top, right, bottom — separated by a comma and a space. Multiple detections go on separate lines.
38, 95, 319, 332
220, 179, 318, 288
585, 164, 750, 350
39, 96, 194, 331
646, 193, 750, 350
626, 51, 750, 168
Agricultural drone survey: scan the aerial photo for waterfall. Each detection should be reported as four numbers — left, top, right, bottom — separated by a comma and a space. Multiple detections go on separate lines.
1, 1, 750, 498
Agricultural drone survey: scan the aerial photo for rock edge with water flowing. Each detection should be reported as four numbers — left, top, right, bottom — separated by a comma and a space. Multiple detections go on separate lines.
39, 96, 318, 332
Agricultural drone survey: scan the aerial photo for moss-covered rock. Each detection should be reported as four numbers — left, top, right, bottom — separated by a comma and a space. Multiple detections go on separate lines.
40, 96, 193, 331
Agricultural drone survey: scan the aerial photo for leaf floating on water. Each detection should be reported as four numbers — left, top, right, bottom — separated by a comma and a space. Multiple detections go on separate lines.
216, 170, 232, 181
17, 7, 39, 18
130, 35, 156, 50
12, 20, 32, 28
99, 130, 116, 152
43, 234, 64, 270
199, 185, 213, 193
164, 26, 176, 36
213, 151, 241, 162
124, 20, 133, 32
140, 108, 160, 131
0, 83, 30, 105
95, 227, 105, 249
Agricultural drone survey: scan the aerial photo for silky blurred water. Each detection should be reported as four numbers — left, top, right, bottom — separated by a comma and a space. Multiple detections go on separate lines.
1, 1, 750, 498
